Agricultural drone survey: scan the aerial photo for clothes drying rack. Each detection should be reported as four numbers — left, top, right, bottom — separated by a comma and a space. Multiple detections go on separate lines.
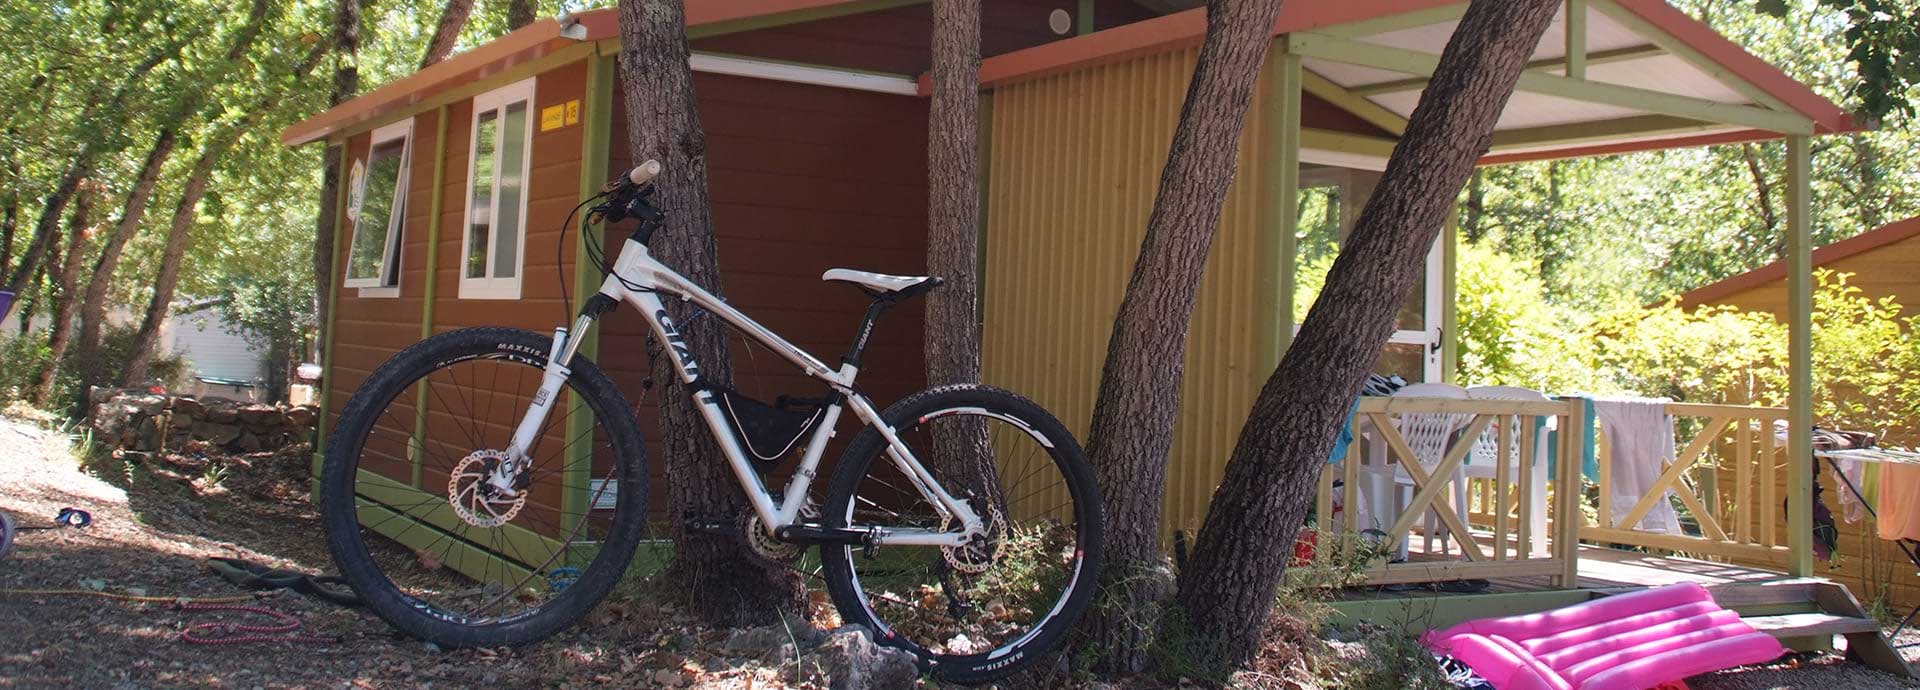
1815, 445, 1920, 642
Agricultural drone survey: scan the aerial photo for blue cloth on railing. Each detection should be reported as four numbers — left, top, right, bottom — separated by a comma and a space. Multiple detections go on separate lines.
1544, 397, 1600, 482
1327, 398, 1361, 465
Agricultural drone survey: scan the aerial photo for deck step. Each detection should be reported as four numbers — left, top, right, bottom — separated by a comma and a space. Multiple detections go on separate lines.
1743, 612, 1882, 638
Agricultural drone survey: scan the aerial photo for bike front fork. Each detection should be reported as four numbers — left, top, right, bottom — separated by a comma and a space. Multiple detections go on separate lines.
491, 314, 597, 495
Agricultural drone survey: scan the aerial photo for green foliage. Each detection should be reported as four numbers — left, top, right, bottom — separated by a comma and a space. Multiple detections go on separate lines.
1457, 249, 1920, 441
0, 324, 184, 412
1754, 0, 1920, 121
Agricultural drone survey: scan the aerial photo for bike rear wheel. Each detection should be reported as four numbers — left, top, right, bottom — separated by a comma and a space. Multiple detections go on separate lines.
321, 327, 647, 647
821, 385, 1102, 684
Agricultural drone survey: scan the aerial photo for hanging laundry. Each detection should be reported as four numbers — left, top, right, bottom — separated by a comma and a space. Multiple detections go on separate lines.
1880, 463, 1920, 542
1591, 397, 1683, 534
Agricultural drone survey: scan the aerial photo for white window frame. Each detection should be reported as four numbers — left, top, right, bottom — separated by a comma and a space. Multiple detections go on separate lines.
343, 119, 414, 298
459, 77, 537, 300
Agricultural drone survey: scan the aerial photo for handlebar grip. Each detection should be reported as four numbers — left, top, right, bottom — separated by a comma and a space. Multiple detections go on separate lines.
628, 160, 663, 186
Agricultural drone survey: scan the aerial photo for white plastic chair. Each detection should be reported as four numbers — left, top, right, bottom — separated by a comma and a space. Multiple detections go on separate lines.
1374, 383, 1473, 561
1466, 385, 1554, 559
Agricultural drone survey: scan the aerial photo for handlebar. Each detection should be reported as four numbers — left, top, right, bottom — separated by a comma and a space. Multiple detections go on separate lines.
627, 159, 662, 186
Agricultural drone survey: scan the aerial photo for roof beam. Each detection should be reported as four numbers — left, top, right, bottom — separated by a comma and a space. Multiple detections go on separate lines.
1348, 45, 1665, 96
1288, 32, 1814, 134
1488, 114, 1728, 150
1316, 3, 1468, 38
687, 0, 926, 38
1587, 0, 1795, 114
1301, 67, 1408, 136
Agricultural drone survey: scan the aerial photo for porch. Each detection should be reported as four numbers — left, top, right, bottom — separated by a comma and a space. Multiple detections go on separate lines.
1304, 395, 1914, 676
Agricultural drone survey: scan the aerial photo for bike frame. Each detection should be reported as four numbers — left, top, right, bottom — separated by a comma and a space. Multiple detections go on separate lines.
503, 237, 983, 547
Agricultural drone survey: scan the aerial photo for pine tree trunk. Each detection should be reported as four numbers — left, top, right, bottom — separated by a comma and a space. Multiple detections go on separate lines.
77, 128, 177, 363
124, 148, 219, 387
922, 0, 999, 504
1172, 0, 1562, 671
507, 0, 538, 30
316, 0, 366, 378
616, 0, 804, 625
421, 0, 476, 68
34, 187, 94, 405
1078, 0, 1289, 672
4, 166, 89, 313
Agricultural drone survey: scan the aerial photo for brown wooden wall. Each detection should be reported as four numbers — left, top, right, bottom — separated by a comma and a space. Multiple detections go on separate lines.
691, 0, 1157, 75
325, 53, 931, 531
602, 70, 932, 482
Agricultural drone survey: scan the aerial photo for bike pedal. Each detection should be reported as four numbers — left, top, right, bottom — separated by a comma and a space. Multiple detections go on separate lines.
683, 512, 738, 536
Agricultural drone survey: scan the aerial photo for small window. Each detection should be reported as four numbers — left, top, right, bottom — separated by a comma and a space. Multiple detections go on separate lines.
460, 78, 536, 299
345, 119, 414, 295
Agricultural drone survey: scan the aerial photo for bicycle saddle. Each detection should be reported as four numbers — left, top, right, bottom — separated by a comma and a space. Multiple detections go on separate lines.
822, 269, 942, 299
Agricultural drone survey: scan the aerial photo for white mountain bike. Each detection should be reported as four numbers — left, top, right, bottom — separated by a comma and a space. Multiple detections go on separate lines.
321, 161, 1102, 683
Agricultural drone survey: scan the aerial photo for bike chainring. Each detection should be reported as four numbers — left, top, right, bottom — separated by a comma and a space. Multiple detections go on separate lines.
448, 450, 527, 528
940, 499, 1006, 575
739, 503, 816, 566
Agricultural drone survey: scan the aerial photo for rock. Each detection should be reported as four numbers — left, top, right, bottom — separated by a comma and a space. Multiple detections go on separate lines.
135, 415, 167, 452
170, 413, 194, 430
191, 421, 242, 446
171, 397, 204, 417
125, 395, 167, 416
234, 431, 262, 453
285, 406, 316, 427
237, 404, 278, 427
204, 403, 239, 424
815, 625, 918, 690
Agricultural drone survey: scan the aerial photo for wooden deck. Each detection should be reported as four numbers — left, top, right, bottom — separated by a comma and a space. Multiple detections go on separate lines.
1334, 543, 1798, 602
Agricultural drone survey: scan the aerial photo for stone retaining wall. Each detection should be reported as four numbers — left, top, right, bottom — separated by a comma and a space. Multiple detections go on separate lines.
89, 387, 317, 456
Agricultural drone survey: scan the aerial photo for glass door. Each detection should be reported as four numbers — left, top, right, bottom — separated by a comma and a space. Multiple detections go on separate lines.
1293, 168, 1444, 383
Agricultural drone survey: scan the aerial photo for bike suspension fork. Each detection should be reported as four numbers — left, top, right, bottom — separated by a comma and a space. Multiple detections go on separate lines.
496, 310, 600, 493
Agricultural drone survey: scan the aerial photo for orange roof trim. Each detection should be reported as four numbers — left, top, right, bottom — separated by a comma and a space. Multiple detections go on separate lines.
1677, 215, 1920, 307
282, 0, 895, 146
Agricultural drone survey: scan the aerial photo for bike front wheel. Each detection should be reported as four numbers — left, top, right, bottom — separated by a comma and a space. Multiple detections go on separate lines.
321, 327, 648, 648
821, 384, 1102, 684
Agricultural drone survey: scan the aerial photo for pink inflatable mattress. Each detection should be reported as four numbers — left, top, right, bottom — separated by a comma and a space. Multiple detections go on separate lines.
1423, 583, 1783, 690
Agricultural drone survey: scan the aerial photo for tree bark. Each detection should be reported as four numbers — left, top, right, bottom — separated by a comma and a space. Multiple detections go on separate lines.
1172, 0, 1562, 672
77, 128, 178, 363
422, 0, 477, 68
1077, 0, 1289, 673
123, 144, 219, 387
1462, 168, 1485, 243
507, 0, 539, 30
616, 0, 805, 625
316, 0, 367, 374
922, 0, 1000, 505
33, 185, 94, 405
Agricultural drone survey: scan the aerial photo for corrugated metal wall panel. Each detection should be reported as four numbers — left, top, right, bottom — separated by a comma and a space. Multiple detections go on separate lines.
981, 47, 1275, 537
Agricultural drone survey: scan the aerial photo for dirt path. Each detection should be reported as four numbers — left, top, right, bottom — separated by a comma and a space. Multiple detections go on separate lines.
0, 416, 800, 689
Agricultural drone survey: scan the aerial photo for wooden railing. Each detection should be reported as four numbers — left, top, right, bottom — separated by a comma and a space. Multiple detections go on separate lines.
1313, 396, 1586, 587
1581, 403, 1794, 565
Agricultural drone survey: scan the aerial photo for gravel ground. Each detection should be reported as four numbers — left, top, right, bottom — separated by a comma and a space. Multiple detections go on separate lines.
4, 412, 1919, 689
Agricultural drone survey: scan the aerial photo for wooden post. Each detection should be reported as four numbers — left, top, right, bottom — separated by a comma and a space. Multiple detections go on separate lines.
560, 51, 617, 535
411, 104, 452, 490
1786, 135, 1814, 577
312, 138, 356, 493
1564, 0, 1587, 80
1264, 41, 1302, 364
1555, 396, 1587, 587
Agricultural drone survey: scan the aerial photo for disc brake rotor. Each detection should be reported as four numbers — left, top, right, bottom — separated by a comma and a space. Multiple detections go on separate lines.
448, 450, 526, 528
941, 500, 1005, 575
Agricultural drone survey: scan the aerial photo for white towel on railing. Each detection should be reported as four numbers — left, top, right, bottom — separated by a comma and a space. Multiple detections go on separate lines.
1592, 396, 1683, 534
